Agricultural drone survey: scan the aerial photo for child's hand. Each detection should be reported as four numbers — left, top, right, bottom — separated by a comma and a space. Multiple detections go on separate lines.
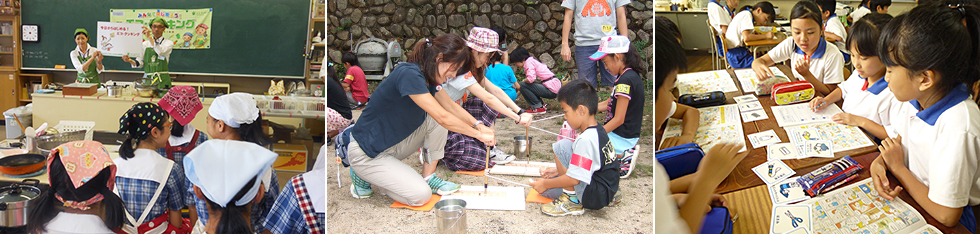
832, 113, 862, 127
529, 178, 548, 193
696, 143, 748, 185
879, 135, 905, 170
752, 61, 776, 81
809, 97, 827, 112
122, 55, 132, 63
794, 58, 813, 78
660, 135, 694, 149
672, 193, 729, 213
871, 157, 904, 200
540, 166, 558, 179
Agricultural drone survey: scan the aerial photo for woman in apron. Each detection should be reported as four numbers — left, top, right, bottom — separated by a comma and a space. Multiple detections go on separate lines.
122, 17, 173, 89
115, 103, 190, 233
70, 28, 103, 84
187, 93, 278, 233
27, 141, 126, 234
263, 145, 326, 234
184, 140, 278, 234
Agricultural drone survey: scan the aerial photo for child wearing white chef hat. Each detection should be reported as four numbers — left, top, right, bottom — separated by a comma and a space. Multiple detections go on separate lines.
187, 92, 280, 233
184, 139, 277, 234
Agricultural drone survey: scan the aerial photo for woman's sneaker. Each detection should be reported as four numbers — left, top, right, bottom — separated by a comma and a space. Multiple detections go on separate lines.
619, 145, 639, 179
350, 168, 373, 198
427, 175, 461, 195
489, 146, 516, 164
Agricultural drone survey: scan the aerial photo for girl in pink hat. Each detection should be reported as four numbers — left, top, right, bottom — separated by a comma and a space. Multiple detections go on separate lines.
434, 27, 535, 173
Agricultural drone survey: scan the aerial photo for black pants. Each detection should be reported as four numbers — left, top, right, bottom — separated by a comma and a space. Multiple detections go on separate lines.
519, 82, 556, 109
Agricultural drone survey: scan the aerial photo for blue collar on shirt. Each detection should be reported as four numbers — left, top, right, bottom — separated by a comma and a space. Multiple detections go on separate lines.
824, 14, 837, 26
709, 0, 733, 15
862, 75, 889, 95
793, 38, 828, 59
910, 84, 970, 126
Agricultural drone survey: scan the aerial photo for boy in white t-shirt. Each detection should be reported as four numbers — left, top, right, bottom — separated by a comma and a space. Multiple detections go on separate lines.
724, 2, 776, 68
529, 79, 619, 216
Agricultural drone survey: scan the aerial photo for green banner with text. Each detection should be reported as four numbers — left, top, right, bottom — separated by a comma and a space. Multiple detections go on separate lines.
109, 8, 212, 49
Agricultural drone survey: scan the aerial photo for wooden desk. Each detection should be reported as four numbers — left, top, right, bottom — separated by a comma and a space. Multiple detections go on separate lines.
722, 152, 972, 234
745, 33, 788, 59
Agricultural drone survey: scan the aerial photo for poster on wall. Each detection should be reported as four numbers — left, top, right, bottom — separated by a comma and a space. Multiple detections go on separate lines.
109, 8, 213, 49
96, 22, 145, 58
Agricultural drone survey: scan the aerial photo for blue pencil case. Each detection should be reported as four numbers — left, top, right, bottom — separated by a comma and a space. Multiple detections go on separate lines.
655, 143, 704, 180
796, 155, 863, 196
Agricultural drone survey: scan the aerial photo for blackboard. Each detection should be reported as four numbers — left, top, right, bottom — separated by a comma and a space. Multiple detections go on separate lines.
22, 0, 309, 77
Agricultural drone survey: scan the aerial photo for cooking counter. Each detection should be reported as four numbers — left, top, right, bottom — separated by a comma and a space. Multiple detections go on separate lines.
31, 91, 303, 133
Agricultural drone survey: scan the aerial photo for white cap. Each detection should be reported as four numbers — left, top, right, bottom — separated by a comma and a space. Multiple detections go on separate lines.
208, 92, 260, 128
184, 139, 277, 207
589, 35, 631, 61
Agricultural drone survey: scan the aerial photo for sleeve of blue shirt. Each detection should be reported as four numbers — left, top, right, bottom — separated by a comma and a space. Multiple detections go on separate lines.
167, 165, 185, 211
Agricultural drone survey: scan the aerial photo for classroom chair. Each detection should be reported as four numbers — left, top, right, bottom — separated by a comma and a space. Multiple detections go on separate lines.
706, 19, 731, 70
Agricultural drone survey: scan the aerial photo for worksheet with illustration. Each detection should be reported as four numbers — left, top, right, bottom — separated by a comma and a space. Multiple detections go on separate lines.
734, 67, 789, 93
771, 103, 844, 127
660, 104, 746, 152
675, 70, 740, 95
784, 122, 874, 153
799, 178, 931, 234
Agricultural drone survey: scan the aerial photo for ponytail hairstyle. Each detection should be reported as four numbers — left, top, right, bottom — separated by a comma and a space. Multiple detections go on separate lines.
236, 114, 270, 147
792, 1, 825, 30
171, 119, 185, 137
488, 26, 507, 68
846, 13, 893, 57
407, 34, 472, 86
27, 153, 126, 233
617, 45, 647, 76
118, 102, 170, 160
204, 176, 259, 234
878, 3, 980, 96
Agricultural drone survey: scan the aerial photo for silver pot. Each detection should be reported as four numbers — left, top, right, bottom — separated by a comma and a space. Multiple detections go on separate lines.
0, 179, 40, 227
106, 85, 123, 96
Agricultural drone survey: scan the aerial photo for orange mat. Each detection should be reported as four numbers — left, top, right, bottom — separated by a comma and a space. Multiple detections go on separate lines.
455, 170, 485, 177
390, 194, 442, 211
526, 189, 555, 204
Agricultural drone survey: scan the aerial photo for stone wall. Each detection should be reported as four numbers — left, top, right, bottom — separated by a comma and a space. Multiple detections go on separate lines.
326, 0, 653, 80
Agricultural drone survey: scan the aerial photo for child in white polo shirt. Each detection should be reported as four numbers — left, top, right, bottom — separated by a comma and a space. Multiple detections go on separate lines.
816, 0, 850, 64
751, 1, 844, 96
724, 1, 776, 68
809, 13, 900, 141
872, 5, 980, 232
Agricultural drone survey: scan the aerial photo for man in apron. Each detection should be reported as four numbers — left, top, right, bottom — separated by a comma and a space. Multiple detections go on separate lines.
70, 28, 103, 85
123, 17, 173, 89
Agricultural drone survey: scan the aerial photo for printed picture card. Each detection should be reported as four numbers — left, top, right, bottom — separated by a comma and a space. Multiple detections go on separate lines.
770, 205, 811, 234
742, 109, 770, 122
768, 177, 811, 205
748, 130, 782, 148
803, 140, 834, 158
768, 143, 801, 160
752, 160, 796, 185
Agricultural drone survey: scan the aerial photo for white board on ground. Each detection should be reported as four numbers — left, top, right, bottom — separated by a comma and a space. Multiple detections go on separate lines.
440, 186, 526, 211
490, 161, 558, 177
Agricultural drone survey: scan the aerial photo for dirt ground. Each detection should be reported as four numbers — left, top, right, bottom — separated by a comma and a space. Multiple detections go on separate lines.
326, 100, 654, 233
